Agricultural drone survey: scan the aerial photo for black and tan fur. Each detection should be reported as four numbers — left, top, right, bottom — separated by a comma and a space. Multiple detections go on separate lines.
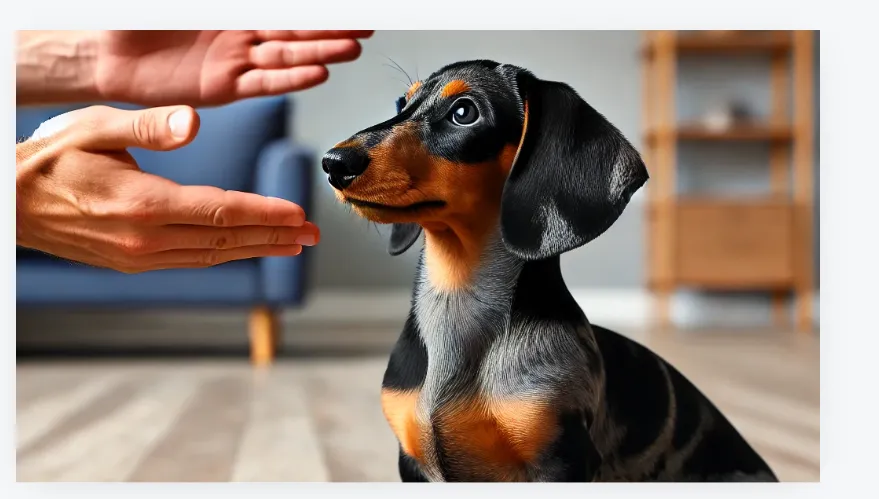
321, 60, 778, 482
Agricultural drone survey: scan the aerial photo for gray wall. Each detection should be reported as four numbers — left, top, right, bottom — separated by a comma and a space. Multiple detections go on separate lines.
291, 30, 819, 291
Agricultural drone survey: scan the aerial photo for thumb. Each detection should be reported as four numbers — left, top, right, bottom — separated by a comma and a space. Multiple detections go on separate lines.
71, 105, 201, 151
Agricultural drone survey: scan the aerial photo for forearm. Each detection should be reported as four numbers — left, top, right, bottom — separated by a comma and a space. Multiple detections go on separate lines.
16, 139, 47, 247
16, 31, 99, 106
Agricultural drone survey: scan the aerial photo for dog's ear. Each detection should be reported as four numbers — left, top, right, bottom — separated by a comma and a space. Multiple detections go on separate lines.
387, 95, 423, 256
500, 70, 649, 260
389, 223, 422, 256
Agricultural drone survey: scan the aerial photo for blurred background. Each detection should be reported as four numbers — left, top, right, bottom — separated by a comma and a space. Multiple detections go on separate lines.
16, 30, 820, 482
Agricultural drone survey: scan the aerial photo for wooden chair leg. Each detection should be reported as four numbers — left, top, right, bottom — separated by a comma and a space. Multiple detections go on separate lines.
795, 288, 814, 334
249, 306, 278, 367
772, 291, 790, 329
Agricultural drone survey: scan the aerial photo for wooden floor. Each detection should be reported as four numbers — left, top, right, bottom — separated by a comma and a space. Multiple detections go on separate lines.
15, 328, 819, 482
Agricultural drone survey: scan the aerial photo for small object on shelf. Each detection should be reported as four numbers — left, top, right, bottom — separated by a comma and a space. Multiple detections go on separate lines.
701, 101, 734, 131
700, 99, 755, 132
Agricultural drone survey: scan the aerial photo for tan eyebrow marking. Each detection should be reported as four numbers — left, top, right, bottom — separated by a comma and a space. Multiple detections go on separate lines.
406, 81, 422, 100
440, 79, 471, 98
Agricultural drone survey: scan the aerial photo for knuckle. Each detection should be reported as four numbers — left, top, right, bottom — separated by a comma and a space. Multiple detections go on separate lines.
212, 231, 234, 250
131, 113, 152, 144
125, 196, 165, 223
86, 104, 113, 114
211, 206, 230, 227
81, 199, 121, 220
116, 236, 152, 256
260, 208, 272, 225
83, 104, 111, 120
268, 228, 282, 245
87, 196, 162, 223
75, 106, 111, 134
132, 112, 157, 146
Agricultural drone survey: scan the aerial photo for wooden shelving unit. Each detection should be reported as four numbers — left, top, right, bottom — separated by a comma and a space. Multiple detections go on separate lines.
641, 30, 816, 332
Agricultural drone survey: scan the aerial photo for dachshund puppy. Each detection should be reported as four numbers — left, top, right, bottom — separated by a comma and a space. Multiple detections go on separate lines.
321, 60, 778, 483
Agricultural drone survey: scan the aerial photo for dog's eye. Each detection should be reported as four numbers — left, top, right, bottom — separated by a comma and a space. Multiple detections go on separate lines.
448, 99, 479, 126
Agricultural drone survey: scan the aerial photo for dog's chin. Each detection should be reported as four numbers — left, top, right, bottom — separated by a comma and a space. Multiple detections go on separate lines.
344, 197, 446, 224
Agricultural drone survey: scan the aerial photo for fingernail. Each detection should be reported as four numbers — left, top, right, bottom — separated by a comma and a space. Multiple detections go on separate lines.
168, 110, 192, 139
295, 234, 316, 246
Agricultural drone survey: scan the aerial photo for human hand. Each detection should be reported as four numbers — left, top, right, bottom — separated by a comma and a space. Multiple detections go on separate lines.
16, 105, 320, 274
93, 30, 374, 107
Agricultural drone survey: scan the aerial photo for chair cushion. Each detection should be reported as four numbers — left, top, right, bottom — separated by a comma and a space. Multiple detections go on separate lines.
16, 259, 260, 306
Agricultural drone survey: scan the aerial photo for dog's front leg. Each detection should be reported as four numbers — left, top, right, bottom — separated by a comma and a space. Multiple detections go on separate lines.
398, 448, 429, 482
537, 412, 603, 482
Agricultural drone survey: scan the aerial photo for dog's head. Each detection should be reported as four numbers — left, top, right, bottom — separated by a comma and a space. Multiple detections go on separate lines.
322, 60, 649, 260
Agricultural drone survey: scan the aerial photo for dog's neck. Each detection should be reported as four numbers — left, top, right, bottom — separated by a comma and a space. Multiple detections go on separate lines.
413, 218, 567, 341
411, 219, 585, 408
419, 215, 504, 292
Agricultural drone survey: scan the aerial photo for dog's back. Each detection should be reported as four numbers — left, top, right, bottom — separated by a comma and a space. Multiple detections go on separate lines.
589, 325, 778, 482
321, 59, 779, 482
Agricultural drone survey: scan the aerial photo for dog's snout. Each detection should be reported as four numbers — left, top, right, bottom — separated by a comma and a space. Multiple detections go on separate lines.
322, 147, 371, 190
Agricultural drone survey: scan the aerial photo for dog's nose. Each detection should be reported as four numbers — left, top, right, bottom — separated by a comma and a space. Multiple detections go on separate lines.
321, 148, 371, 190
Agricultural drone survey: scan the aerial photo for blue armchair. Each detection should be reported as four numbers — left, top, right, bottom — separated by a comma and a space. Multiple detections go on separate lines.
15, 96, 314, 365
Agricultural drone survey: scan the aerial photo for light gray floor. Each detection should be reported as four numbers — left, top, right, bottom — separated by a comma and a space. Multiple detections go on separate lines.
16, 329, 819, 482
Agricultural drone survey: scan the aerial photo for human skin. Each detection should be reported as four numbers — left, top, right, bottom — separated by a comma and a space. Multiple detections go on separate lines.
15, 30, 373, 272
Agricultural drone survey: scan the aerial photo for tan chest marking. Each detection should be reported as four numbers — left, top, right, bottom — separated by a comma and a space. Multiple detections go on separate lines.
440, 399, 559, 470
381, 388, 425, 462
382, 389, 559, 480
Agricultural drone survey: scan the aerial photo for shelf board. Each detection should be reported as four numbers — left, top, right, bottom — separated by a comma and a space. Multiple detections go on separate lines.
647, 195, 795, 211
672, 277, 795, 291
642, 31, 793, 57
646, 124, 793, 143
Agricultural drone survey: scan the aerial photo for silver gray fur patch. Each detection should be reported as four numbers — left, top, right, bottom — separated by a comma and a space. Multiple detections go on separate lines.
411, 228, 601, 481
536, 201, 577, 258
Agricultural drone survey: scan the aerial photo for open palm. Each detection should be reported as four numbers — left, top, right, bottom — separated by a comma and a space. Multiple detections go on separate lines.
93, 30, 373, 107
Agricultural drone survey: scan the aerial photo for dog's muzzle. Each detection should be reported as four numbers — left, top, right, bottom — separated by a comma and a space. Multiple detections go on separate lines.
321, 147, 371, 190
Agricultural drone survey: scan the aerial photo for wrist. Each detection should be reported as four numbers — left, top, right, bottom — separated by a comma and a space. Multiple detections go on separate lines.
16, 31, 100, 106
15, 142, 38, 248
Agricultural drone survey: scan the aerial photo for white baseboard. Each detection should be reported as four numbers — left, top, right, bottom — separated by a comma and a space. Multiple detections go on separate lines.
289, 288, 820, 330
285, 290, 412, 324
16, 288, 819, 351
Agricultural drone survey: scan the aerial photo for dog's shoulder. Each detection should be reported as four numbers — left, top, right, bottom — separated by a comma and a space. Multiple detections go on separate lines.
588, 323, 717, 413
382, 311, 428, 391
588, 323, 708, 429
589, 324, 689, 388
588, 324, 778, 481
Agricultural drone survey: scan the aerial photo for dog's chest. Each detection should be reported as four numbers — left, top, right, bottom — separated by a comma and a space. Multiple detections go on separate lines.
390, 287, 570, 481
384, 389, 560, 482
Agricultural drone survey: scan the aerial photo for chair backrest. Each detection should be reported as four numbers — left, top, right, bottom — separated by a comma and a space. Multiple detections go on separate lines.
15, 96, 290, 193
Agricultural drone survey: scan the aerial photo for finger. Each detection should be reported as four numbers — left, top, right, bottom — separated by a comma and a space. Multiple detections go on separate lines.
146, 222, 320, 251
162, 185, 308, 227
69, 105, 200, 151
138, 244, 304, 271
236, 66, 329, 99
250, 39, 362, 69
255, 30, 374, 42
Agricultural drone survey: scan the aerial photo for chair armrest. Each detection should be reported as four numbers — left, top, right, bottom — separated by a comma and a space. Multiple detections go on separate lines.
254, 138, 315, 212
253, 138, 316, 306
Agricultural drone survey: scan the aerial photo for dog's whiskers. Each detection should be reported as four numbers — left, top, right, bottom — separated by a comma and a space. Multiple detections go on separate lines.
382, 56, 414, 86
